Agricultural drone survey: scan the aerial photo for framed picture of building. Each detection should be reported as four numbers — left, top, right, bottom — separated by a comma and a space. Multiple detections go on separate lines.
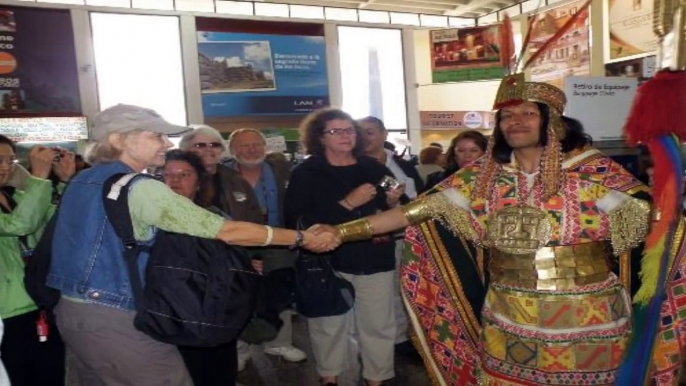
528, 0, 590, 89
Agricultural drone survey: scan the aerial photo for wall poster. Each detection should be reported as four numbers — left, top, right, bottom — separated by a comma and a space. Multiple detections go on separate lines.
606, 0, 658, 61
197, 31, 329, 118
0, 6, 81, 116
528, 0, 591, 89
430, 26, 504, 83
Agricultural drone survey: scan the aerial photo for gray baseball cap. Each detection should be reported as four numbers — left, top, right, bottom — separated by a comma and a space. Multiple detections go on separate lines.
91, 104, 189, 141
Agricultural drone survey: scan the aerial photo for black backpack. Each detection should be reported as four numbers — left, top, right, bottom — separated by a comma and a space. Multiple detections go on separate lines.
24, 193, 65, 318
103, 173, 261, 347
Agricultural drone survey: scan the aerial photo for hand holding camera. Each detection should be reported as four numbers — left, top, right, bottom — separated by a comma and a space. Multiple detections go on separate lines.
51, 148, 76, 182
29, 146, 57, 180
379, 176, 405, 208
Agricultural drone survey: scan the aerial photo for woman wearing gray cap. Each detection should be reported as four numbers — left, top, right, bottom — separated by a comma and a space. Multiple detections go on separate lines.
46, 104, 339, 386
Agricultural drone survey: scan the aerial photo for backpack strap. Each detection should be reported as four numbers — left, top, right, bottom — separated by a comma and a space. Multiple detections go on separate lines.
102, 172, 152, 312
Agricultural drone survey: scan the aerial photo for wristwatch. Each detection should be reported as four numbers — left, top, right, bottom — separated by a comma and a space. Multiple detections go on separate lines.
293, 230, 305, 248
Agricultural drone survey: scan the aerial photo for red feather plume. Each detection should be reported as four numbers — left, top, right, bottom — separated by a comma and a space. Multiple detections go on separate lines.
624, 71, 686, 146
499, 14, 515, 72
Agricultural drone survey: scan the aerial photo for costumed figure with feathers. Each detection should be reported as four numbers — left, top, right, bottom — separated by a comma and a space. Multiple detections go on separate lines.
311, 0, 686, 383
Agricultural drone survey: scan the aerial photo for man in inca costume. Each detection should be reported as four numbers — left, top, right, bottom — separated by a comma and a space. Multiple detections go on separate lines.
324, 61, 686, 386
312, 0, 686, 382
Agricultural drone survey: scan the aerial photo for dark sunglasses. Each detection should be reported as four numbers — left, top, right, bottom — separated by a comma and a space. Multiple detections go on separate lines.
193, 142, 223, 149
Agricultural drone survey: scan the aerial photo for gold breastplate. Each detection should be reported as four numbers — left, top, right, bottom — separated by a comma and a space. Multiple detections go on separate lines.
487, 206, 610, 290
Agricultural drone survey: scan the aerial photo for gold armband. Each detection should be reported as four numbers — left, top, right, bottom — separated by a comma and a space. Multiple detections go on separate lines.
336, 218, 374, 242
401, 198, 433, 226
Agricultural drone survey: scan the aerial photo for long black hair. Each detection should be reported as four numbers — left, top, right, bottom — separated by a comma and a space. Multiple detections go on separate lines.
161, 150, 214, 208
0, 134, 15, 152
492, 102, 592, 164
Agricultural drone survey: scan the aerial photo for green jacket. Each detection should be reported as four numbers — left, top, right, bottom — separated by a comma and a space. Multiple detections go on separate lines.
0, 176, 54, 319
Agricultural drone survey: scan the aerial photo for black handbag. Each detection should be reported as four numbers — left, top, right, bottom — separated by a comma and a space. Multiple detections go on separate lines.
293, 220, 355, 318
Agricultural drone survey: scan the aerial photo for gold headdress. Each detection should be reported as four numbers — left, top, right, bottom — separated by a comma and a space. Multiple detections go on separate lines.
473, 2, 589, 202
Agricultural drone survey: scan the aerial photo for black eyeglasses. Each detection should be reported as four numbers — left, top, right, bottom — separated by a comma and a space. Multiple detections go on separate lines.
193, 142, 223, 149
0, 156, 17, 166
324, 128, 356, 136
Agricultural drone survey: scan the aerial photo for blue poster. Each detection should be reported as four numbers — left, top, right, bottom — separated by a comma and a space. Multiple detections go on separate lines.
198, 31, 329, 117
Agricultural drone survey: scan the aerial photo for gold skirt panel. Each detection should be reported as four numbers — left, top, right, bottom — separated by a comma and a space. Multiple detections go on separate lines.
489, 242, 610, 291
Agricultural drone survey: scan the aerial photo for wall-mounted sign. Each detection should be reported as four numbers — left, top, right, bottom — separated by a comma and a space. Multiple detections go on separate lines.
420, 111, 494, 130
606, 0, 658, 61
528, 0, 591, 89
197, 31, 329, 118
0, 6, 81, 116
0, 116, 87, 142
430, 26, 504, 83
564, 76, 638, 140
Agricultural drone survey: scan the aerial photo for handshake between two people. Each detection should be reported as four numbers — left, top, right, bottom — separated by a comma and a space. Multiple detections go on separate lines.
294, 178, 406, 254
300, 224, 343, 254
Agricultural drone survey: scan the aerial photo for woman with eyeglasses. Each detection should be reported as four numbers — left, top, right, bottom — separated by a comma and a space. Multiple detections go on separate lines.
179, 125, 263, 224
284, 108, 403, 386
0, 134, 75, 386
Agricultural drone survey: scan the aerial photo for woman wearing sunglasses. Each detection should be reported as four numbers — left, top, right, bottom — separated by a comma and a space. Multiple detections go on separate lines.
179, 125, 263, 224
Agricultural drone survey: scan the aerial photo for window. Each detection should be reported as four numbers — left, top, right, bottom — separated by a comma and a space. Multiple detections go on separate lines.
325, 7, 357, 21
91, 13, 187, 125
390, 12, 420, 26
254, 3, 289, 18
338, 26, 408, 134
215, 1, 253, 15
358, 10, 390, 24
420, 14, 448, 27
175, 0, 214, 12
289, 5, 324, 19
132, 0, 174, 10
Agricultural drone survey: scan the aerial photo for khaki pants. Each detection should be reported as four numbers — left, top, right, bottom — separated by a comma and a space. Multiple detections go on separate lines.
307, 271, 396, 382
55, 299, 192, 386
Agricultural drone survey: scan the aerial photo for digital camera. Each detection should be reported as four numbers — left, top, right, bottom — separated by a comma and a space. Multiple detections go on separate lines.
378, 175, 401, 191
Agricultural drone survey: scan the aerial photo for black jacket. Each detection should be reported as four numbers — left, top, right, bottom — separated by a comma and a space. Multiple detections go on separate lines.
284, 155, 396, 275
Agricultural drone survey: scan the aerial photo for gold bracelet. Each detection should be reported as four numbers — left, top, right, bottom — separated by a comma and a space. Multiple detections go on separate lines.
401, 197, 433, 226
336, 218, 374, 242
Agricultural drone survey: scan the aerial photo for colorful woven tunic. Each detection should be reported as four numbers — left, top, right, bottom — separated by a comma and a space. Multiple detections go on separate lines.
401, 147, 686, 385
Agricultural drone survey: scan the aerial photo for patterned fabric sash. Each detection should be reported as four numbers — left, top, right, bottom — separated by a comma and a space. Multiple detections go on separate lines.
402, 220, 485, 385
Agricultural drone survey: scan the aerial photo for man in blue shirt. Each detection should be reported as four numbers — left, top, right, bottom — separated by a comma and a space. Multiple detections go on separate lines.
227, 129, 306, 369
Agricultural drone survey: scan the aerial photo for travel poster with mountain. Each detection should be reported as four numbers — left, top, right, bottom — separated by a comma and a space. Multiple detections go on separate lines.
198, 31, 329, 117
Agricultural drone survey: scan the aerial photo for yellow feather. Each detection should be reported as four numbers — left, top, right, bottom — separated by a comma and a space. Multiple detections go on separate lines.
634, 236, 667, 305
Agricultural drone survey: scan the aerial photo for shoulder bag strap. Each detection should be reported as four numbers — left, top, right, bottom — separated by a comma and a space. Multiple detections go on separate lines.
102, 172, 150, 311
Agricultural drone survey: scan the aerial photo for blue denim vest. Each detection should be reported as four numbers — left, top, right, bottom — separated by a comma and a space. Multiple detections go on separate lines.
47, 162, 153, 311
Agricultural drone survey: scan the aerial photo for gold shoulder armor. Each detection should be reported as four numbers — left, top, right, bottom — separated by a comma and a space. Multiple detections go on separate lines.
608, 198, 650, 255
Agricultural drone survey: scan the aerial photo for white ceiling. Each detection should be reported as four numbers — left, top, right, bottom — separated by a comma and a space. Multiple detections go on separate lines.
257, 0, 520, 18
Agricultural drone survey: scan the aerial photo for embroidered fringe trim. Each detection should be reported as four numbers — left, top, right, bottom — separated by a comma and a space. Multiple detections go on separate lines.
425, 193, 482, 246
